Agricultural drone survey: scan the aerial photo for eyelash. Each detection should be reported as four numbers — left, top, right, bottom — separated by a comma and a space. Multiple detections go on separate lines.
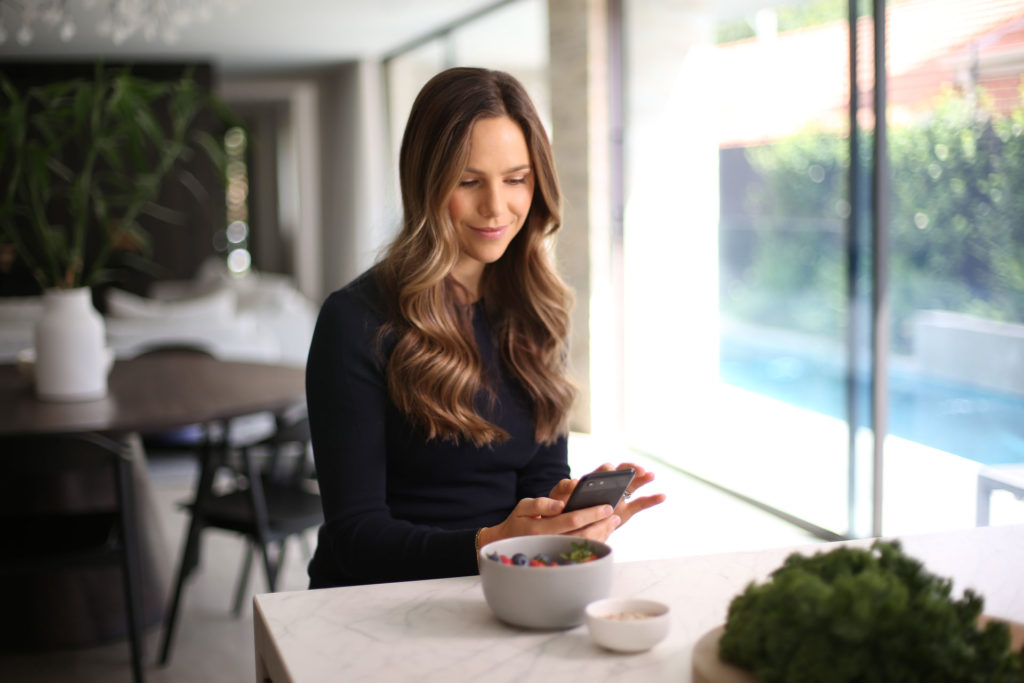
458, 177, 527, 188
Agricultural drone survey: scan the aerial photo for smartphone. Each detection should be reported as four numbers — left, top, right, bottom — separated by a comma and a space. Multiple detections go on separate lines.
562, 468, 635, 513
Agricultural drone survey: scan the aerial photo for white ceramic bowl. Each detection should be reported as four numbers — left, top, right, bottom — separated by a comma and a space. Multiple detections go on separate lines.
478, 535, 613, 630
585, 598, 671, 652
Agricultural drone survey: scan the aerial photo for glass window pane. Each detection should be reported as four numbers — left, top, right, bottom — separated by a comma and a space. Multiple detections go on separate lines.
385, 40, 447, 166
884, 0, 1024, 534
450, 0, 551, 130
621, 0, 854, 536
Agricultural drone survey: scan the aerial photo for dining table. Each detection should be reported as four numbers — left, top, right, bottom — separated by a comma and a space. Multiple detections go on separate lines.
0, 351, 305, 437
253, 523, 1024, 683
0, 352, 306, 654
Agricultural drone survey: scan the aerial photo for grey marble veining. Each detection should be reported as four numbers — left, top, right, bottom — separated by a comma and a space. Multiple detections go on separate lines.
255, 524, 1024, 683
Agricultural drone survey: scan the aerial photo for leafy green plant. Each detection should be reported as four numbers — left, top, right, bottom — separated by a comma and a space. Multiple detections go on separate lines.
888, 86, 1024, 347
0, 64, 232, 290
719, 540, 1024, 682
724, 82, 1024, 353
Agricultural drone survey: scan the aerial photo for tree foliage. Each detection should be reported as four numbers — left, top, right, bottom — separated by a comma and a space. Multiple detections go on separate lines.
724, 83, 1024, 352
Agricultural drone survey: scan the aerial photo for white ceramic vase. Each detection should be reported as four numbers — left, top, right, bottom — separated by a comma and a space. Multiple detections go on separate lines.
34, 287, 110, 402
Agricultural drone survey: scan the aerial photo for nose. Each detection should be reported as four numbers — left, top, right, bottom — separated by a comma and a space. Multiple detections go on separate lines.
479, 182, 501, 218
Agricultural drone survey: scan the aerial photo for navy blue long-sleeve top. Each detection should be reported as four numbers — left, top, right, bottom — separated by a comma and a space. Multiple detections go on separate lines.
305, 272, 569, 587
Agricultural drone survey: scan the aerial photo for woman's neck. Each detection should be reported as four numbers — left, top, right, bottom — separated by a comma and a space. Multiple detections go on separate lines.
450, 260, 484, 303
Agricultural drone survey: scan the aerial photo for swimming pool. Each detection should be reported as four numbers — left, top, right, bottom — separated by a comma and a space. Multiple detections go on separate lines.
720, 338, 1024, 467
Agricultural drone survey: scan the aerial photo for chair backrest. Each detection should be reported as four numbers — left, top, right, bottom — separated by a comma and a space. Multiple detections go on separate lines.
1, 433, 129, 522
132, 344, 216, 359
0, 433, 143, 657
253, 402, 313, 486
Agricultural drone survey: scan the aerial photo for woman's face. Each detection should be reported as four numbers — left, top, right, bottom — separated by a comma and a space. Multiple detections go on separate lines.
448, 115, 535, 292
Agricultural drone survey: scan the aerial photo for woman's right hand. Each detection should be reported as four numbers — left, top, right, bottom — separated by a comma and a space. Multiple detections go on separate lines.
476, 496, 620, 549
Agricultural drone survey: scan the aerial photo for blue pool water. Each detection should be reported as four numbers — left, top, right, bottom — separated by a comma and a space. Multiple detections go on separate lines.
720, 339, 1024, 467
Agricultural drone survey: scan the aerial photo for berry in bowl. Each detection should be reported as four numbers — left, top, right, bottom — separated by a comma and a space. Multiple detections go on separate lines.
478, 535, 613, 630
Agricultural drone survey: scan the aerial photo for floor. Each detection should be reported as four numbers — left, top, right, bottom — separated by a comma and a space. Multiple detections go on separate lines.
0, 434, 824, 683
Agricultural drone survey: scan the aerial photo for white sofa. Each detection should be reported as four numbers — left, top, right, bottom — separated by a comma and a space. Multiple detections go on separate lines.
0, 260, 317, 368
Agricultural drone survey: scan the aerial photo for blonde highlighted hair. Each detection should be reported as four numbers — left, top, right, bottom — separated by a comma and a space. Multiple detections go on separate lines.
375, 67, 575, 446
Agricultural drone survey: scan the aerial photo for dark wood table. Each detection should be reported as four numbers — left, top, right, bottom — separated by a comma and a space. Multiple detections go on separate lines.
0, 352, 306, 678
0, 352, 306, 437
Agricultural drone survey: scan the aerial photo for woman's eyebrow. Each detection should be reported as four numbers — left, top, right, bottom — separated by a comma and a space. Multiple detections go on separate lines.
464, 164, 532, 175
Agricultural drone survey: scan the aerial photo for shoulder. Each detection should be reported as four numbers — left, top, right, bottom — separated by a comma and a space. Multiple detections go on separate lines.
310, 269, 395, 357
306, 271, 393, 413
318, 269, 392, 329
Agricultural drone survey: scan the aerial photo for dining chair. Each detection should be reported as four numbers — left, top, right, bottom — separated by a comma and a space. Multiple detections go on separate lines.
0, 433, 145, 683
157, 402, 322, 666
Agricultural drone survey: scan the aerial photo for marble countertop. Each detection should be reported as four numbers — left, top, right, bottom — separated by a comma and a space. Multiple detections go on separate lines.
254, 524, 1024, 682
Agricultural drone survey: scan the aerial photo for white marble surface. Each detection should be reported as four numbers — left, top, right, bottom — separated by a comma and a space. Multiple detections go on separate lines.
253, 524, 1024, 683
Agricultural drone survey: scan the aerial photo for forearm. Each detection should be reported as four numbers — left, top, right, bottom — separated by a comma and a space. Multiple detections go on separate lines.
319, 515, 479, 584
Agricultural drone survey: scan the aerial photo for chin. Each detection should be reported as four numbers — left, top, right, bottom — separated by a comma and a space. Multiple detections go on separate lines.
473, 245, 513, 265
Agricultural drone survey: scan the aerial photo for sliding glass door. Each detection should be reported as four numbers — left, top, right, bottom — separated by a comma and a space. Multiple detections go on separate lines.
881, 0, 1024, 534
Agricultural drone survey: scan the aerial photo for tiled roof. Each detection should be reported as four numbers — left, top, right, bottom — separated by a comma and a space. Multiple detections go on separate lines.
715, 0, 1024, 147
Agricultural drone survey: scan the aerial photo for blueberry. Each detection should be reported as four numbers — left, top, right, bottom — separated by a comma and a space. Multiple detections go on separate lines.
511, 553, 529, 566
533, 553, 552, 565
487, 552, 499, 562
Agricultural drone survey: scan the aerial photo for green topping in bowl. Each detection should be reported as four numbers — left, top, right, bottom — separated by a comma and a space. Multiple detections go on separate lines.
560, 540, 598, 564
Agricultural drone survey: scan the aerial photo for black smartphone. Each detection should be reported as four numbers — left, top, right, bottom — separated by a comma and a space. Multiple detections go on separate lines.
562, 468, 635, 513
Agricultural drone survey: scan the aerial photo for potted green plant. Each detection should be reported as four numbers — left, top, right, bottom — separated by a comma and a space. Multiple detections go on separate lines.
0, 63, 232, 401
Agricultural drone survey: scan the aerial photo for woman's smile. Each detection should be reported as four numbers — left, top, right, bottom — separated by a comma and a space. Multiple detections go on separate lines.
470, 224, 510, 239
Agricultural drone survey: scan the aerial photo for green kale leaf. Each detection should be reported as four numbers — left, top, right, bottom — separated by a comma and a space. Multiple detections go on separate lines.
718, 540, 1023, 682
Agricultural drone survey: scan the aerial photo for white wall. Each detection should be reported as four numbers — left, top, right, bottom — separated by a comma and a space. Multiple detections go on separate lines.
315, 61, 395, 300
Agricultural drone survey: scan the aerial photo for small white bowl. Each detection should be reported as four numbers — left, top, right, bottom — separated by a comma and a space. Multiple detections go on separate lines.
585, 598, 671, 653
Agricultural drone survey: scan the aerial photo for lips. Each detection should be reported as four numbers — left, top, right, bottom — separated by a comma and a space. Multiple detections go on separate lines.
470, 225, 509, 240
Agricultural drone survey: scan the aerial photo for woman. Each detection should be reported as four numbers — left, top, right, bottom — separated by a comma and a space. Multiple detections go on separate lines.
306, 67, 664, 588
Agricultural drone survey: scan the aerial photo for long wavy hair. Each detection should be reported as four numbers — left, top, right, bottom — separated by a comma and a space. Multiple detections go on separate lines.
375, 67, 575, 446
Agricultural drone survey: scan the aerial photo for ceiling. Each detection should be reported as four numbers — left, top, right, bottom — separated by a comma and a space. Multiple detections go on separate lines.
0, 0, 507, 75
